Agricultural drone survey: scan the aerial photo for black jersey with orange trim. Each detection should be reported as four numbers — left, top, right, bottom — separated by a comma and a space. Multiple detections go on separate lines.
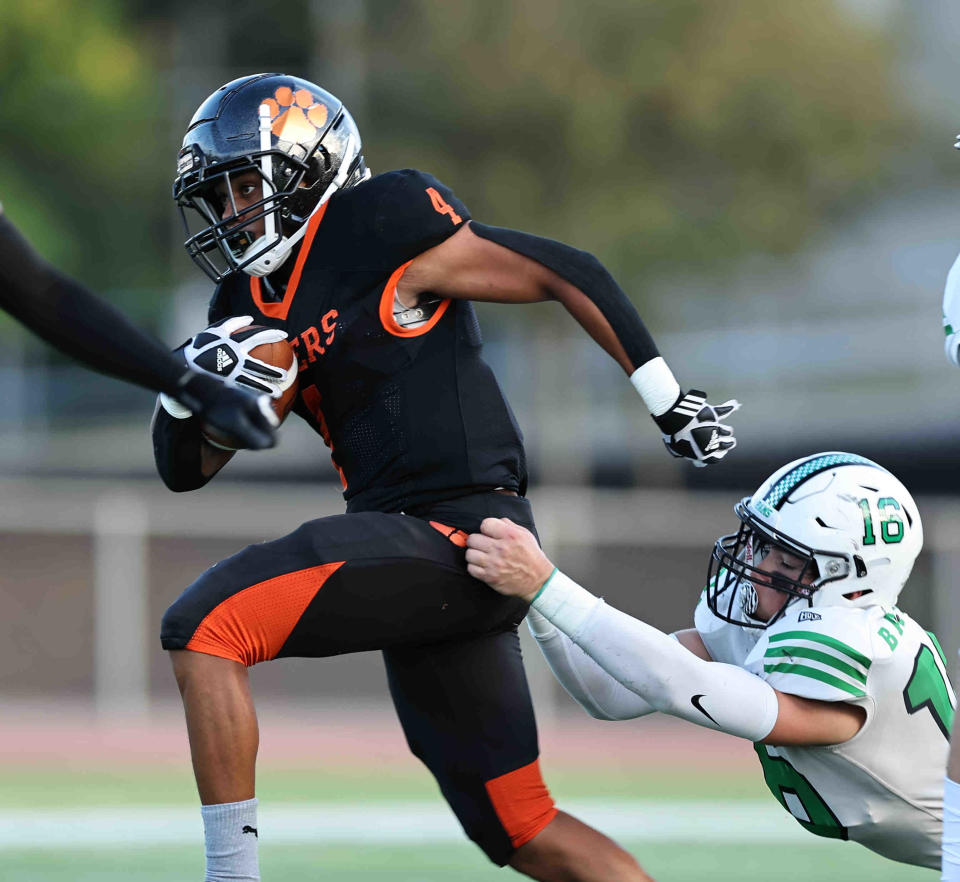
209, 169, 527, 513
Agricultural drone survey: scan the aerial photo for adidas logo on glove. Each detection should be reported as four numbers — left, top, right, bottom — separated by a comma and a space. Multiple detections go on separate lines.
216, 346, 236, 373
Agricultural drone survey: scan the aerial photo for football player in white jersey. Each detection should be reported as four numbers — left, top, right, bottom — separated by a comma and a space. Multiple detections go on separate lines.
946, 716, 960, 880
943, 248, 960, 369
466, 452, 954, 870
940, 144, 960, 880
943, 133, 960, 369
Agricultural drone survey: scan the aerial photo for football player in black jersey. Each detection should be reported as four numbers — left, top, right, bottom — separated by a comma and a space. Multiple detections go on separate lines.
0, 204, 277, 450
155, 73, 741, 882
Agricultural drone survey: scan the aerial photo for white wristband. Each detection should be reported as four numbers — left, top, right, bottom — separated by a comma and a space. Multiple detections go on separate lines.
159, 392, 192, 420
629, 357, 681, 417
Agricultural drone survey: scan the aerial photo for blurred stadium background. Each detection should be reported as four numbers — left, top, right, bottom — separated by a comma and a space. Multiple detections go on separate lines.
0, 0, 956, 878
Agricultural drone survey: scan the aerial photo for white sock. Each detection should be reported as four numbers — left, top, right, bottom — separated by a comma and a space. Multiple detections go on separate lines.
200, 798, 260, 882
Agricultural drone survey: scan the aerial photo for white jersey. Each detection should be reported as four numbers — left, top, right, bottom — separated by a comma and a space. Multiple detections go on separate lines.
944, 250, 960, 365
695, 595, 953, 869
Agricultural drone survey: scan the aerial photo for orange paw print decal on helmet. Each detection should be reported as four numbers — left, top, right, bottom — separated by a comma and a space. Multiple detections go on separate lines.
261, 87, 329, 145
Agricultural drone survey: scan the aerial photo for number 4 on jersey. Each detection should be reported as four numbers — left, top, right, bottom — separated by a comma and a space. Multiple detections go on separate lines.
426, 187, 462, 225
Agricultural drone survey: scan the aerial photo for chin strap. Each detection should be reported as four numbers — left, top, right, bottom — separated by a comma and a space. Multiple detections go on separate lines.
242, 129, 362, 278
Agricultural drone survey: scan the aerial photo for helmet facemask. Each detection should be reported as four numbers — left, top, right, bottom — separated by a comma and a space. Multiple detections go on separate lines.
175, 143, 317, 281
706, 501, 845, 629
178, 164, 274, 264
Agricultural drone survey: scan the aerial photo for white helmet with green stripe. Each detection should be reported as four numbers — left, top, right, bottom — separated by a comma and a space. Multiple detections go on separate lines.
707, 452, 922, 628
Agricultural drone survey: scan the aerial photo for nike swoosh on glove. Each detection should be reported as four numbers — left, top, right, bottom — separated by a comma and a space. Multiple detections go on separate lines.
653, 390, 740, 467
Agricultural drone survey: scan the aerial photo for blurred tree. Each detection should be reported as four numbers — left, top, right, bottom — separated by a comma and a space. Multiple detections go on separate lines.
0, 0, 166, 306
0, 0, 917, 331
361, 0, 910, 295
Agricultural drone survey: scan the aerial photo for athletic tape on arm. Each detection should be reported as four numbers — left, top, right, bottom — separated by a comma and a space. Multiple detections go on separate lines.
629, 356, 682, 418
532, 572, 779, 741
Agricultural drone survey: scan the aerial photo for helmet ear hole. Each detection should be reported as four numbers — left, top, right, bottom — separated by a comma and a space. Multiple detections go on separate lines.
854, 555, 868, 578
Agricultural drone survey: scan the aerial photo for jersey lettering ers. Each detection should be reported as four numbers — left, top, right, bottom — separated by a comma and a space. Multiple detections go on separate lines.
209, 169, 527, 513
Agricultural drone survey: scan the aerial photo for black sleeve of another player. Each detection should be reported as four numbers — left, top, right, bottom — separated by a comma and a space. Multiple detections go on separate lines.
0, 213, 185, 394
469, 222, 659, 370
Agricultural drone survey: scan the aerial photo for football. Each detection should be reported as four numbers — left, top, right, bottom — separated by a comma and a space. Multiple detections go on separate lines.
202, 325, 299, 448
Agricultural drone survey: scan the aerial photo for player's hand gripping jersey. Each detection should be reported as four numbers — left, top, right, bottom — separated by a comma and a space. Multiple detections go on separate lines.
696, 597, 952, 869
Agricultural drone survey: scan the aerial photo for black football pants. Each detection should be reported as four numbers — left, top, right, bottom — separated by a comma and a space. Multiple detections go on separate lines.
161, 491, 557, 863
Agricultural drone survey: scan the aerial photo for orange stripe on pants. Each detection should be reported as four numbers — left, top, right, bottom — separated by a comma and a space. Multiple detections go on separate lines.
484, 758, 557, 849
185, 561, 345, 666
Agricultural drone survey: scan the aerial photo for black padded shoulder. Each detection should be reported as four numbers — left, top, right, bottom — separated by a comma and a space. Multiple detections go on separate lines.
328, 169, 470, 271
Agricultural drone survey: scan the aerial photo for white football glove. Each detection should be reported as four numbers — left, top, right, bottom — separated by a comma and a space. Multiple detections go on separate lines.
653, 390, 740, 467
160, 315, 296, 419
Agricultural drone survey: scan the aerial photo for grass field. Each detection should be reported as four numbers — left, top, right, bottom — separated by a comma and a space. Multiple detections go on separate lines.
0, 705, 938, 880
0, 765, 936, 881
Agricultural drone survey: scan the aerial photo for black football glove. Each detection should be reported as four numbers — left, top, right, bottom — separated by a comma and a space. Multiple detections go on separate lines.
653, 390, 740, 467
172, 371, 278, 450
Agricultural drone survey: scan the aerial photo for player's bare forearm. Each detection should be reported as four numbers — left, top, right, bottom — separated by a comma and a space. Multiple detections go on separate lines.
465, 518, 555, 600
402, 223, 740, 467
399, 223, 644, 374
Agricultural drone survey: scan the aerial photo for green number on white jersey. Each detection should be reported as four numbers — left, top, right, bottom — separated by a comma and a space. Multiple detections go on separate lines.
903, 636, 955, 739
754, 744, 847, 839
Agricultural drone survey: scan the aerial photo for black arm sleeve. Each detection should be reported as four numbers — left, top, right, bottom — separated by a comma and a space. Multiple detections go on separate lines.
150, 401, 212, 492
0, 213, 185, 394
469, 221, 659, 369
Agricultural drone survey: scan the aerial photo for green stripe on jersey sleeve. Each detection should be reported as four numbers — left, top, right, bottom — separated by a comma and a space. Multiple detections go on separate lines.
763, 662, 867, 698
764, 646, 867, 685
766, 630, 871, 669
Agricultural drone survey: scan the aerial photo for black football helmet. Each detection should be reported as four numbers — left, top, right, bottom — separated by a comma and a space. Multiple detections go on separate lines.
174, 73, 369, 282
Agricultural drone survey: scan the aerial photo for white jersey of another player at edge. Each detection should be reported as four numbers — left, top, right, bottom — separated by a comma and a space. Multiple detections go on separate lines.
942, 250, 960, 367
465, 451, 955, 871
943, 648, 960, 881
